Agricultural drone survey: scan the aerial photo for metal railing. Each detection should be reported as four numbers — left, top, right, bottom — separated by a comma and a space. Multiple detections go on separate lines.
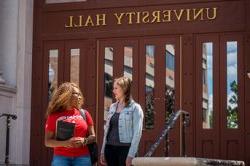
144, 110, 190, 157
142, 110, 245, 165
0, 113, 17, 164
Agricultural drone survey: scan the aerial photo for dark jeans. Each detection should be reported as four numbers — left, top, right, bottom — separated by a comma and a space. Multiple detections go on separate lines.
104, 144, 130, 166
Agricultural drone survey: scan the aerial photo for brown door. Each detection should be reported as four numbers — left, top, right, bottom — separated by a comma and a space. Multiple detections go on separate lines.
138, 37, 181, 157
32, 40, 96, 166
195, 34, 220, 158
97, 36, 181, 157
44, 39, 96, 113
219, 34, 244, 161
195, 33, 245, 161
97, 38, 139, 150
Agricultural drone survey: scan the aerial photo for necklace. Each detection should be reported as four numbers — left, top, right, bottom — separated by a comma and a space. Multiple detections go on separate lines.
116, 102, 124, 113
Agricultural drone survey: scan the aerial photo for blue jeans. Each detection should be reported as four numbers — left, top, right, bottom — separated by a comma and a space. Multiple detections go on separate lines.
52, 155, 91, 166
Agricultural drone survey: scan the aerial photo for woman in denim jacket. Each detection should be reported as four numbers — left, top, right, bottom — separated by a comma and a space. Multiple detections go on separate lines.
100, 77, 144, 166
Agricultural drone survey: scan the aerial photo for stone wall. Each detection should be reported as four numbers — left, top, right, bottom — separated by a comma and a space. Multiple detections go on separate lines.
0, 0, 33, 165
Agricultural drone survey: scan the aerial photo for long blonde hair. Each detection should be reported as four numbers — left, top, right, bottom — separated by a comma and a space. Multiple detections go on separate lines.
46, 82, 84, 116
115, 77, 132, 107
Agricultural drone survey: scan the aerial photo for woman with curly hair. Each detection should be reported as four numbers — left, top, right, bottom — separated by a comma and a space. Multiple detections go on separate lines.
45, 82, 95, 166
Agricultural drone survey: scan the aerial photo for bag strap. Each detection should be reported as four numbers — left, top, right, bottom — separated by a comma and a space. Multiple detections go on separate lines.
79, 109, 87, 121
80, 109, 90, 137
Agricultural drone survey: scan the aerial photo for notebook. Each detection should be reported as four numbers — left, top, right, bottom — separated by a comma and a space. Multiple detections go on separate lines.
56, 120, 75, 141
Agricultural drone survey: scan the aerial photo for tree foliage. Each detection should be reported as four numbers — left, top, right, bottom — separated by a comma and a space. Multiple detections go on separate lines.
227, 80, 238, 128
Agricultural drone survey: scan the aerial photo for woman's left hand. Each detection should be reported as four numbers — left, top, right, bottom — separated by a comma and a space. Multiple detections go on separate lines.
126, 156, 133, 166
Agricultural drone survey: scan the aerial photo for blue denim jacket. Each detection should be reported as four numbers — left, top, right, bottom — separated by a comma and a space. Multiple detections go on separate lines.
101, 100, 144, 157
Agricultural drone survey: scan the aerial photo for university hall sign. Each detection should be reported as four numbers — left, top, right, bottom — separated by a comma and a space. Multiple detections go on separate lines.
64, 7, 217, 28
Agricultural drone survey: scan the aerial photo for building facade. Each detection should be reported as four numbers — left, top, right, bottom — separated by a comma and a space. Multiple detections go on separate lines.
0, 0, 33, 165
0, 0, 250, 165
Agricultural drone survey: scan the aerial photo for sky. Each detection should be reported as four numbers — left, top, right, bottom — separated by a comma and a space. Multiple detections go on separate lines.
206, 41, 238, 112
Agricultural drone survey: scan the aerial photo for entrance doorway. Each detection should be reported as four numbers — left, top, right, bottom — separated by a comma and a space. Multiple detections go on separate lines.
32, 33, 247, 165
96, 36, 181, 157
195, 33, 245, 161
96, 33, 246, 160
34, 40, 97, 166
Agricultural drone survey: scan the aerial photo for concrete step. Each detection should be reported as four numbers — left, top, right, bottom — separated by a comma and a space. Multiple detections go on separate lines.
132, 157, 245, 166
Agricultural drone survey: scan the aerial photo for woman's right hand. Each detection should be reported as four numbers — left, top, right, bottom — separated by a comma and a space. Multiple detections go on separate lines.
62, 139, 74, 148
100, 153, 107, 165
63, 138, 79, 148
63, 137, 88, 148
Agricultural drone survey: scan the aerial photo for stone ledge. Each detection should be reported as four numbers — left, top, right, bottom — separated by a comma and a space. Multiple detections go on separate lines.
0, 84, 17, 94
132, 157, 245, 166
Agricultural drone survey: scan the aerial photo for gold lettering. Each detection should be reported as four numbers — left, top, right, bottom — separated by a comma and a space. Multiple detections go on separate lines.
186, 9, 191, 21
64, 7, 218, 28
65, 16, 74, 28
142, 11, 150, 23
73, 15, 83, 27
193, 8, 204, 20
206, 7, 217, 20
84, 16, 95, 26
174, 9, 184, 21
126, 12, 136, 24
151, 11, 161, 23
96, 14, 106, 26
136, 12, 141, 24
114, 13, 125, 25
162, 10, 171, 22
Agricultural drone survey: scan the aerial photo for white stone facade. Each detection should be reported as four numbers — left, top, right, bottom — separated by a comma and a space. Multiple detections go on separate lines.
0, 0, 33, 165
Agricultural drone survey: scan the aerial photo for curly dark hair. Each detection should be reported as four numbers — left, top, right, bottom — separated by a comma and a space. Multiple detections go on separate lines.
46, 82, 84, 116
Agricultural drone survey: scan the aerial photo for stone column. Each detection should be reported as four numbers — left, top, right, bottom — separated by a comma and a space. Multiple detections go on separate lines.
0, 0, 33, 165
13, 0, 33, 165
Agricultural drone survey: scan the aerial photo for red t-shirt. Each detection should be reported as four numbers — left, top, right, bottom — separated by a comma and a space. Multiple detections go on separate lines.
45, 108, 93, 157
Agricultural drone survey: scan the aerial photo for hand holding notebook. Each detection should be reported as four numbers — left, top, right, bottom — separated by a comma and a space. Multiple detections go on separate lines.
56, 120, 75, 141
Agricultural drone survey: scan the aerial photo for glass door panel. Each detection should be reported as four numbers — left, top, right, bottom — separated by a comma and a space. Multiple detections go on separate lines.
226, 41, 238, 129
165, 44, 175, 121
48, 49, 59, 100
145, 45, 155, 129
70, 48, 80, 85
104, 47, 114, 120
202, 42, 213, 129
